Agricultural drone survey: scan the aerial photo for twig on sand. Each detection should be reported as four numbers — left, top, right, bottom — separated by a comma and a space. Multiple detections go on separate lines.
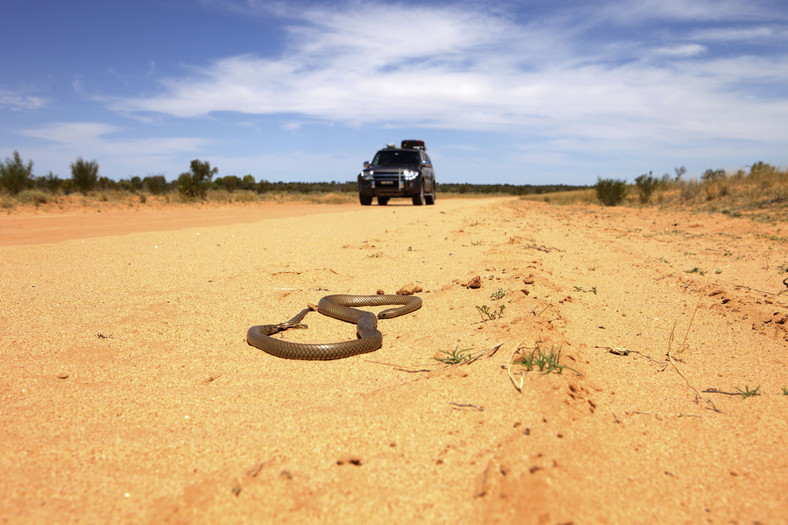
464, 342, 504, 364
507, 339, 526, 393
245, 454, 279, 478
665, 292, 722, 413
366, 360, 433, 373
597, 345, 668, 370
450, 402, 485, 411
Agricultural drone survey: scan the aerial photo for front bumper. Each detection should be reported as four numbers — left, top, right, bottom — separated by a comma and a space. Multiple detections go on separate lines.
358, 171, 422, 197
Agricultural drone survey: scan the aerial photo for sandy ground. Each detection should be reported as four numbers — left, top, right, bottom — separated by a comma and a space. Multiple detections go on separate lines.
1, 197, 786, 524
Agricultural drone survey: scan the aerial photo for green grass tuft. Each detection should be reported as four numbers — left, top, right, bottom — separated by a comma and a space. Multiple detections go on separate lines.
735, 385, 761, 398
514, 345, 582, 376
434, 346, 473, 365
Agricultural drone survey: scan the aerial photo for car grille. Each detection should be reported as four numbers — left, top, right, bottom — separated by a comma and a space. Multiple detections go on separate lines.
372, 170, 404, 189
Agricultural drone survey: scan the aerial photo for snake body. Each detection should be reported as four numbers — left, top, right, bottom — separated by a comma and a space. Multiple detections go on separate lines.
247, 294, 422, 360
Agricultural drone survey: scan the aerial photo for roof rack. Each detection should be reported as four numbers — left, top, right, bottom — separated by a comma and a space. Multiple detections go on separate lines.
401, 139, 426, 150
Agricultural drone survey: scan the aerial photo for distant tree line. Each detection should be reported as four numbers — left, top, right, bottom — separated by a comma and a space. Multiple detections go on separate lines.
1, 151, 597, 198
437, 182, 588, 195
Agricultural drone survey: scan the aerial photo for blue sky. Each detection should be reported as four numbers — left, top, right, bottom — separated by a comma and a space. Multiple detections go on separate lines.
1, 0, 786, 185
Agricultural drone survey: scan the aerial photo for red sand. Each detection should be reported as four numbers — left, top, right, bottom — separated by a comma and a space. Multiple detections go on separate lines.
1, 197, 786, 523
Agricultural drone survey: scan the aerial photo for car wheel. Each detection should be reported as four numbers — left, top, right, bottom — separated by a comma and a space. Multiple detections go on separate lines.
412, 183, 425, 206
425, 189, 435, 205
360, 194, 372, 206
377, 196, 389, 205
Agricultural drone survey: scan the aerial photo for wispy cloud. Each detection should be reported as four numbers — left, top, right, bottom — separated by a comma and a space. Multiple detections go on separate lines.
0, 90, 48, 111
19, 122, 210, 172
114, 1, 788, 149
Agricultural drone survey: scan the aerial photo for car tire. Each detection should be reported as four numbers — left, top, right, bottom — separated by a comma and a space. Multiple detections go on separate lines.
412, 183, 425, 206
377, 196, 390, 206
360, 194, 372, 206
425, 188, 435, 205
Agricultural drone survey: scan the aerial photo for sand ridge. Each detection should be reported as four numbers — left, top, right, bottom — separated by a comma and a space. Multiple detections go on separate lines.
0, 197, 786, 523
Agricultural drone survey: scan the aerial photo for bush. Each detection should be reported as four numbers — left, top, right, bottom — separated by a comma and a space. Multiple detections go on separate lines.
634, 171, 661, 204
70, 157, 99, 194
143, 174, 167, 195
16, 189, 49, 206
0, 151, 34, 194
595, 177, 627, 206
178, 159, 217, 200
41, 172, 62, 193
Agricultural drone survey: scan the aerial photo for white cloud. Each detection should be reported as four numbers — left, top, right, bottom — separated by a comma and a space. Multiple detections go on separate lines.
651, 44, 707, 57
690, 26, 777, 41
19, 122, 207, 156
20, 122, 121, 144
593, 0, 776, 24
110, 1, 788, 159
0, 90, 48, 111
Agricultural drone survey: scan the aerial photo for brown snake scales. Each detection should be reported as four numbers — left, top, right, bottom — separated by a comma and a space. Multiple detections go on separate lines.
247, 294, 422, 360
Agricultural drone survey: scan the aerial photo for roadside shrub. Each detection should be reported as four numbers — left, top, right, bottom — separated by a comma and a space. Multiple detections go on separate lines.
241, 174, 256, 190
701, 168, 727, 182
70, 157, 99, 194
16, 189, 49, 206
61, 178, 76, 195
215, 175, 240, 192
178, 159, 217, 200
41, 172, 62, 193
680, 179, 700, 201
143, 175, 167, 195
0, 151, 34, 195
634, 171, 661, 204
595, 177, 627, 206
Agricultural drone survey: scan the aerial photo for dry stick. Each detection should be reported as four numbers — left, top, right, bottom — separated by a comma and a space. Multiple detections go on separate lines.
246, 454, 279, 478
665, 275, 722, 413
507, 339, 527, 393
464, 342, 504, 365
450, 402, 485, 411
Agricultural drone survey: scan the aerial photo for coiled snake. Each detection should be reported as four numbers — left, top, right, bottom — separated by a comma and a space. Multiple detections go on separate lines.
247, 294, 422, 360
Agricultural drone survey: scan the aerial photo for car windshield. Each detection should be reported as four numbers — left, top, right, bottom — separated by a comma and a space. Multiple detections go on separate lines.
372, 150, 420, 167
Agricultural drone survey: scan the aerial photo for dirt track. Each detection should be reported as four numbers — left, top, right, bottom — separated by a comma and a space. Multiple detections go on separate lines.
1, 197, 786, 524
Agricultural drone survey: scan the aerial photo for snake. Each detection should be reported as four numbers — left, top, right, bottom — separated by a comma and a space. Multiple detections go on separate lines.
247, 294, 422, 360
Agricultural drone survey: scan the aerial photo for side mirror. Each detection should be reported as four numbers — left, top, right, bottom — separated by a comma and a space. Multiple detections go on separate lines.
363, 161, 371, 168
422, 161, 432, 168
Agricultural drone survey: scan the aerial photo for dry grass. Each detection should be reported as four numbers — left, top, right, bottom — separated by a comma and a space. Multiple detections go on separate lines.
521, 188, 596, 205
523, 165, 788, 221
3, 165, 786, 219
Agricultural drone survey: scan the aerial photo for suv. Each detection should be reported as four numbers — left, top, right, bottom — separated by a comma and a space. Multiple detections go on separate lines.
357, 140, 436, 205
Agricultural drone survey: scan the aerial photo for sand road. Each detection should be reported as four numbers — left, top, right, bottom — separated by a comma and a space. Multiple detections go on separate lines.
1, 197, 786, 523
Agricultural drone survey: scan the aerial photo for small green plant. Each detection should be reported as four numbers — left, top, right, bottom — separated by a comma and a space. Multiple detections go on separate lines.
573, 285, 597, 294
70, 156, 99, 195
476, 304, 505, 320
634, 171, 661, 204
0, 151, 34, 195
434, 346, 473, 365
595, 177, 628, 206
470, 239, 484, 246
178, 159, 217, 200
490, 288, 507, 300
685, 267, 706, 276
514, 345, 582, 376
735, 385, 761, 398
367, 252, 383, 258
781, 387, 788, 395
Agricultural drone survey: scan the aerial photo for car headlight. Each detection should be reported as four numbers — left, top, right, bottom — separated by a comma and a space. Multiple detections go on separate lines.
402, 170, 418, 180
360, 171, 373, 180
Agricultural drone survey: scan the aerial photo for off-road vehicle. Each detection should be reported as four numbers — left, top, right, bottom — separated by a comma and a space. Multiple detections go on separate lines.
357, 140, 436, 205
